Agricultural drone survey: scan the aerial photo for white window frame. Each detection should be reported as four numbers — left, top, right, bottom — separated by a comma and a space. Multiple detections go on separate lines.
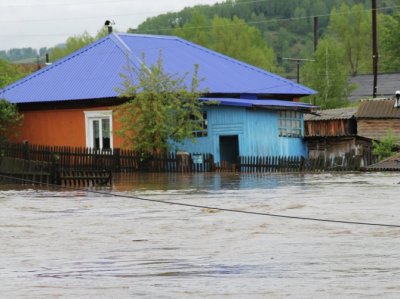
84, 110, 113, 149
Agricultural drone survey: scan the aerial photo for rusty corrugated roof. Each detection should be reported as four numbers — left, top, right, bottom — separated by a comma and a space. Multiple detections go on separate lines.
356, 98, 400, 119
365, 153, 400, 170
305, 107, 357, 121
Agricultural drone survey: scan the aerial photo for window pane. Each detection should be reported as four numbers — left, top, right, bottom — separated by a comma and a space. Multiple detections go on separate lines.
278, 110, 303, 137
92, 120, 100, 149
102, 119, 111, 149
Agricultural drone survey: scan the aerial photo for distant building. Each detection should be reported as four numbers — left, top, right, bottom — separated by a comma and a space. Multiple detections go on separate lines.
349, 73, 400, 101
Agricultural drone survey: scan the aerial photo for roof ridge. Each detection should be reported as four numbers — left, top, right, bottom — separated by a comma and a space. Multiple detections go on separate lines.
110, 33, 143, 70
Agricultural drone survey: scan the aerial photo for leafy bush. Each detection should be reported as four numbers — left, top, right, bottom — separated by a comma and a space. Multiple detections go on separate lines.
0, 99, 23, 142
372, 130, 398, 160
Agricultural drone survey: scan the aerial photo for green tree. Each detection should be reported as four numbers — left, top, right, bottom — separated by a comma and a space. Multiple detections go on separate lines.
379, 13, 400, 72
49, 31, 94, 62
328, 3, 371, 76
49, 28, 110, 62
301, 37, 351, 108
372, 130, 398, 160
173, 11, 210, 46
0, 59, 29, 88
0, 99, 23, 142
174, 14, 277, 71
114, 53, 205, 154
210, 16, 277, 71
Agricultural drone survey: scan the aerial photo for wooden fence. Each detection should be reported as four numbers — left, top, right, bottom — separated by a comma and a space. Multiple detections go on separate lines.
0, 142, 214, 174
0, 156, 51, 184
0, 142, 374, 184
236, 153, 368, 172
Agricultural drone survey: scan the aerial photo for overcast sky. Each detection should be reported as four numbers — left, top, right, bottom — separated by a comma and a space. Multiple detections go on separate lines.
0, 0, 220, 51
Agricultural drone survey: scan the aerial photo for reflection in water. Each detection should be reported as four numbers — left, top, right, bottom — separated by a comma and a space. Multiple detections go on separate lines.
112, 172, 304, 191
1, 172, 400, 298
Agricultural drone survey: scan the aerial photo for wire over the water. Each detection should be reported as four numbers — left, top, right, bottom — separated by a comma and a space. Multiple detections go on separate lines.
1, 174, 399, 229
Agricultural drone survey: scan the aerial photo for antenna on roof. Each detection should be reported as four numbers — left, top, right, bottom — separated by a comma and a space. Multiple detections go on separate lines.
104, 20, 115, 34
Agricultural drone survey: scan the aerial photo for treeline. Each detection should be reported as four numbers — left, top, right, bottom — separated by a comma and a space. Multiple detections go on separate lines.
133, 0, 398, 75
0, 47, 49, 62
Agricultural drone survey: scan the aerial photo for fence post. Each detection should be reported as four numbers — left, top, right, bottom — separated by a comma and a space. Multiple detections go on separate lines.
113, 148, 121, 173
300, 156, 305, 172
51, 154, 61, 185
236, 156, 241, 172
176, 151, 190, 173
22, 141, 30, 160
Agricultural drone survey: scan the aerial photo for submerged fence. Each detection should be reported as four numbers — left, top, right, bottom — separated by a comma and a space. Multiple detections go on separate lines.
236, 153, 368, 173
0, 142, 214, 173
0, 142, 376, 181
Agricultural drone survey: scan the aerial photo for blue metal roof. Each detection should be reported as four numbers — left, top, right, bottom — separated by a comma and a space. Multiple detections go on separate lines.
199, 98, 316, 109
0, 33, 316, 104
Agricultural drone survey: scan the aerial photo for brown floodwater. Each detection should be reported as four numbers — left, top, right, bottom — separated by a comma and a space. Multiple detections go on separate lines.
1, 172, 400, 298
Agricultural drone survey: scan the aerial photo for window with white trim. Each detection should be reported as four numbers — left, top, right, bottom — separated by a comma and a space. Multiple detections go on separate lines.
278, 110, 303, 137
84, 110, 113, 149
190, 111, 208, 137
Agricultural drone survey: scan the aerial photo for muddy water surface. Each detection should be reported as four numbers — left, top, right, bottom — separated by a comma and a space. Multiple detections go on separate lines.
1, 172, 400, 298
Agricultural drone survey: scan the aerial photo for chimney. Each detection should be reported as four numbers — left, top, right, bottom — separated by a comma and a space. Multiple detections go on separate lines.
105, 20, 113, 34
395, 91, 400, 108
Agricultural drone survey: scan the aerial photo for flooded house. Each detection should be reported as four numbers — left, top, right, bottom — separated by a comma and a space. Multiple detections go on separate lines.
305, 96, 400, 166
0, 33, 315, 164
304, 107, 374, 165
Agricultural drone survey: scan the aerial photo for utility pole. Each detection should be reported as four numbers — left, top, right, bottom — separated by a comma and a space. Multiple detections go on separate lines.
281, 58, 315, 83
313, 17, 319, 52
372, 0, 378, 98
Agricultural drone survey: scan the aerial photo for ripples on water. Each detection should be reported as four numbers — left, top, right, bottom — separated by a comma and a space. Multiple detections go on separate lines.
1, 172, 400, 298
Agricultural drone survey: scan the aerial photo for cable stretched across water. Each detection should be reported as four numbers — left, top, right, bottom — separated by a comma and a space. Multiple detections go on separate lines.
1, 174, 399, 229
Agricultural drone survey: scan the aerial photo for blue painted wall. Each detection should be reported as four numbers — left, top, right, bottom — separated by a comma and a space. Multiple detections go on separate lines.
175, 105, 307, 163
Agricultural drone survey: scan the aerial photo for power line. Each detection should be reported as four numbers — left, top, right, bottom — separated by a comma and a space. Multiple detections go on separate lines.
137, 4, 400, 34
0, 0, 273, 9
0, 12, 166, 24
1, 174, 399, 229
0, 0, 136, 7
0, 3, 399, 31
0, 0, 217, 8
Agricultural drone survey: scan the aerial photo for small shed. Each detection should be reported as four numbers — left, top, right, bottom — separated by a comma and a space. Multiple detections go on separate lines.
305, 107, 357, 137
356, 98, 400, 141
305, 107, 373, 163
365, 153, 400, 171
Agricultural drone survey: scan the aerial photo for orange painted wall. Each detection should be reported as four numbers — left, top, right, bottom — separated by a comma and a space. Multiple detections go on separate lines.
17, 106, 124, 148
